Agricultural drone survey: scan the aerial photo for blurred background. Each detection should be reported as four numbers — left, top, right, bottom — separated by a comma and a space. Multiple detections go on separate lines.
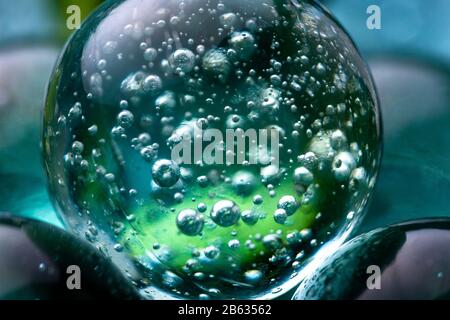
321, 0, 450, 234
0, 0, 104, 228
0, 0, 449, 299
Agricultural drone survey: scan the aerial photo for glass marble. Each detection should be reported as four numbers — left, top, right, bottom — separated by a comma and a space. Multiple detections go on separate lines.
293, 219, 450, 300
0, 213, 139, 299
43, 0, 381, 299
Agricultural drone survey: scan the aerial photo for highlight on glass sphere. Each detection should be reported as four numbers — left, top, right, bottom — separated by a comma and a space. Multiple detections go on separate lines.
43, 0, 381, 299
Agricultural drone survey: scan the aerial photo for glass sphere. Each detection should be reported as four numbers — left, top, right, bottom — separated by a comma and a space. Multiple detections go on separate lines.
293, 219, 450, 300
0, 213, 139, 299
43, 0, 381, 299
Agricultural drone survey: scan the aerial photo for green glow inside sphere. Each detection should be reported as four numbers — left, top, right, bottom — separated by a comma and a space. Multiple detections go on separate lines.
43, 0, 381, 299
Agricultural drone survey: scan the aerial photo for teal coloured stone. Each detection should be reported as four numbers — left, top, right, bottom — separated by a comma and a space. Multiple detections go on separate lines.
327, 0, 450, 62
0, 46, 61, 226
361, 59, 450, 233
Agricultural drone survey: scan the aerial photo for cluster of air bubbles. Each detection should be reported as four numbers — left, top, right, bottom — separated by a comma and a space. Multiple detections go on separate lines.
120, 71, 162, 97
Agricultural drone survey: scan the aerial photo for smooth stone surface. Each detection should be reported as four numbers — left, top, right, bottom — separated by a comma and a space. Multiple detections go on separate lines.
0, 213, 140, 300
0, 46, 61, 226
293, 219, 450, 300
360, 58, 450, 234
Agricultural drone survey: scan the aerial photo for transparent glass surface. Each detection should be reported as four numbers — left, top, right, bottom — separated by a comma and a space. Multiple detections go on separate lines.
43, 0, 381, 299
